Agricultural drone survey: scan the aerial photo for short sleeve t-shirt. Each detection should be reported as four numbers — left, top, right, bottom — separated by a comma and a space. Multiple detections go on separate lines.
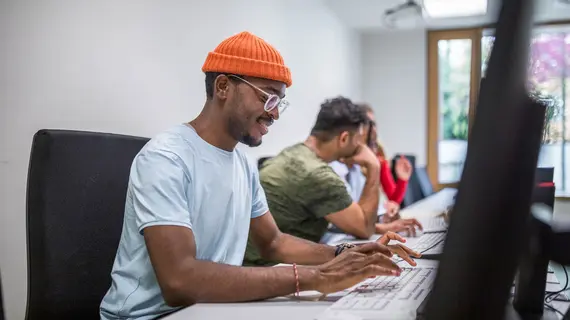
243, 143, 353, 266
100, 124, 268, 320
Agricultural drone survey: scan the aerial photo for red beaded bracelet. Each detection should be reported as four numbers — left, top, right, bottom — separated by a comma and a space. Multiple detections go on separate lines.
292, 263, 300, 297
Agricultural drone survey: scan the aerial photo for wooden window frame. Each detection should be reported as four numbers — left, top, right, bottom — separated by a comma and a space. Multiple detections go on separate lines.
426, 28, 483, 191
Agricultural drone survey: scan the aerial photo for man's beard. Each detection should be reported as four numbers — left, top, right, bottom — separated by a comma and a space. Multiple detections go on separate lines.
228, 115, 262, 148
240, 134, 261, 147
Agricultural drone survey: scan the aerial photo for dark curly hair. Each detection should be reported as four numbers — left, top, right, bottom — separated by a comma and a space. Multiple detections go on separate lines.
310, 96, 369, 142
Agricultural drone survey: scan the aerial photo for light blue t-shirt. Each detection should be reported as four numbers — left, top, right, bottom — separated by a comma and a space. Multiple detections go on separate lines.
100, 124, 268, 320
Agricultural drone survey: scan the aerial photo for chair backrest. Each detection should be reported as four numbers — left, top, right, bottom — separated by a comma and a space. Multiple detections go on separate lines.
416, 167, 434, 197
26, 129, 149, 320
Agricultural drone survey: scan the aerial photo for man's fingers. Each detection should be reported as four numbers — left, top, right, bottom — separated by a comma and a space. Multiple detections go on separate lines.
396, 249, 416, 267
402, 218, 421, 226
368, 253, 401, 272
403, 225, 415, 237
354, 242, 392, 257
411, 218, 423, 231
389, 245, 418, 267
398, 244, 422, 258
378, 231, 406, 245
401, 219, 422, 234
358, 265, 400, 278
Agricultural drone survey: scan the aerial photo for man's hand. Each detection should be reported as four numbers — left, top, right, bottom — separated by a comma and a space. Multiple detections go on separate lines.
311, 242, 400, 294
394, 156, 413, 181
376, 232, 421, 266
368, 125, 378, 152
382, 201, 401, 223
376, 218, 423, 237
351, 144, 379, 169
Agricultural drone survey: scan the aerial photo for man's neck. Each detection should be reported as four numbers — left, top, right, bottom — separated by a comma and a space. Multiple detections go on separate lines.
189, 103, 238, 152
303, 136, 337, 163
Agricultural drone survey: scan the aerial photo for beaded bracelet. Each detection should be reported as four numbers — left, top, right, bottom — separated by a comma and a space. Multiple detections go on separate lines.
292, 263, 300, 297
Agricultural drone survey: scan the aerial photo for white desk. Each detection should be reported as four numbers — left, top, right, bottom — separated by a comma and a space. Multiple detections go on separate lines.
399, 188, 456, 221
164, 189, 570, 319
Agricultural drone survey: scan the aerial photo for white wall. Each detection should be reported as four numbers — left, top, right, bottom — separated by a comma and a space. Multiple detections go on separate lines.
361, 30, 427, 165
0, 1, 361, 319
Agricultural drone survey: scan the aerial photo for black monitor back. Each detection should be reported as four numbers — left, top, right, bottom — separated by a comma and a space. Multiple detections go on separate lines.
423, 0, 543, 319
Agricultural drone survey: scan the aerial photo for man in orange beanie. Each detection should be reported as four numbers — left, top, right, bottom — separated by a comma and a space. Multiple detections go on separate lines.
100, 31, 415, 320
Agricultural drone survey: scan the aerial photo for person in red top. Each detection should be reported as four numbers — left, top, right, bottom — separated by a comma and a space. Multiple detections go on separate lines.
359, 103, 412, 205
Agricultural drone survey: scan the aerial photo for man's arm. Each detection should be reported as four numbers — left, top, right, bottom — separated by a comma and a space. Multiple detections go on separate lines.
146, 226, 401, 306
144, 225, 319, 306
357, 163, 381, 220
249, 212, 335, 266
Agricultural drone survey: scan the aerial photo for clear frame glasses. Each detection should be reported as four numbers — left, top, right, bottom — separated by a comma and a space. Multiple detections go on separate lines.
229, 75, 289, 115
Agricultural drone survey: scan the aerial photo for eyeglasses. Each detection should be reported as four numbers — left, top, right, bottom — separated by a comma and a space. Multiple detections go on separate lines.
229, 75, 290, 115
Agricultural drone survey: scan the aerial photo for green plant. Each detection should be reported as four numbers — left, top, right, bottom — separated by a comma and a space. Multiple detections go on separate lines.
441, 92, 469, 141
528, 90, 561, 143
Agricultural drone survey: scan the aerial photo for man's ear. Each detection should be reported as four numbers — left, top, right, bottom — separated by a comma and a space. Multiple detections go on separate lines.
214, 74, 231, 100
338, 131, 350, 145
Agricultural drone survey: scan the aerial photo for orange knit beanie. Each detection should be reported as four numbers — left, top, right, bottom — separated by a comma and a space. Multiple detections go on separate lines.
202, 31, 292, 87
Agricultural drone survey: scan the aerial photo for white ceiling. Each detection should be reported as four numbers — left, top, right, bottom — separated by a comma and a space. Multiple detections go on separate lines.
325, 0, 570, 32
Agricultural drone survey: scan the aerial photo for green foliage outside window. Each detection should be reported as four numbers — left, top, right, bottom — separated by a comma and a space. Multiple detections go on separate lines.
439, 40, 470, 141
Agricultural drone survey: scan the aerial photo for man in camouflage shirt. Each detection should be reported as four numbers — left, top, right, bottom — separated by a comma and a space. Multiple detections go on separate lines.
244, 97, 383, 266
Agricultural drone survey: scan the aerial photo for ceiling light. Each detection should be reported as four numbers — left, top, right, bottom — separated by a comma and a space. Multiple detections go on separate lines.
423, 0, 488, 18
383, 0, 425, 29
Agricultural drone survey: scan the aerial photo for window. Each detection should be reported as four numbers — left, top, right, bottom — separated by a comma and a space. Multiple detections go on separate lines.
427, 30, 481, 189
428, 25, 570, 196
482, 26, 570, 196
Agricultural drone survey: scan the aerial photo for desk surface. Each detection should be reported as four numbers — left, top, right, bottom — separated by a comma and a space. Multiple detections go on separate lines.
399, 188, 456, 220
164, 189, 570, 320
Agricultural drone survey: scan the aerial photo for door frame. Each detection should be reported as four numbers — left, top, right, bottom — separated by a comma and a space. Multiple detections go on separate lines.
426, 28, 483, 190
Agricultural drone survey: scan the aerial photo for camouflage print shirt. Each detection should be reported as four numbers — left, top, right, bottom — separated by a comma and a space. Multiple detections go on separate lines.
243, 143, 353, 266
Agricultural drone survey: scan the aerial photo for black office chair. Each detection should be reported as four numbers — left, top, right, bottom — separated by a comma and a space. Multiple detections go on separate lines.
416, 167, 434, 198
25, 129, 149, 320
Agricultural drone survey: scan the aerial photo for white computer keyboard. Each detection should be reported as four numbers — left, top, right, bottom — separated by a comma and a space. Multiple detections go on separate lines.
421, 216, 448, 233
317, 267, 437, 320
406, 232, 446, 253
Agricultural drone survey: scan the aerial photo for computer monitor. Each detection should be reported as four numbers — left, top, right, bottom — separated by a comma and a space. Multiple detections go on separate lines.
423, 0, 544, 319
